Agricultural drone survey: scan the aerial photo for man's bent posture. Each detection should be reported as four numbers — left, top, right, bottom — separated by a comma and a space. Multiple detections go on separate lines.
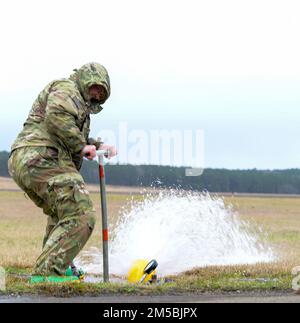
8, 62, 116, 277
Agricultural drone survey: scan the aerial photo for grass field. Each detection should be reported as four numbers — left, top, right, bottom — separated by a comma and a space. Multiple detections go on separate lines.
1, 181, 300, 296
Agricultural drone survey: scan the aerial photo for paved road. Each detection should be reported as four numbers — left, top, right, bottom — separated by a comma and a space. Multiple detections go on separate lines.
1, 291, 299, 303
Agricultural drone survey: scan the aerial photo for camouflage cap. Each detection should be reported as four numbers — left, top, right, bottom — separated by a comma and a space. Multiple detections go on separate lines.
70, 62, 110, 114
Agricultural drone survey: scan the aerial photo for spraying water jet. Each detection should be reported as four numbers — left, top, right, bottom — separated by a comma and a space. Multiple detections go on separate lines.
77, 189, 275, 280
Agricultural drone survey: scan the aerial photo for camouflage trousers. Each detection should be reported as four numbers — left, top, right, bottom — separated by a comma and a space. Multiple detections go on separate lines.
8, 146, 96, 276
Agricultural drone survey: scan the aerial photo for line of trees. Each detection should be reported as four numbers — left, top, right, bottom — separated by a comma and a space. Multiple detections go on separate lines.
0, 151, 10, 177
1, 150, 300, 194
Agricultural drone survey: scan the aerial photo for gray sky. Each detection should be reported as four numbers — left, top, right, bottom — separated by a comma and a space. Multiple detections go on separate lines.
1, 0, 300, 169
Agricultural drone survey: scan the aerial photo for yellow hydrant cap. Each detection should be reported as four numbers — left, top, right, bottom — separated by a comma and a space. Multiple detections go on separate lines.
127, 259, 157, 283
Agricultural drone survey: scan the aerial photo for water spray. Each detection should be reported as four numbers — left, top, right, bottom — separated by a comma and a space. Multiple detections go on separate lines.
78, 190, 275, 278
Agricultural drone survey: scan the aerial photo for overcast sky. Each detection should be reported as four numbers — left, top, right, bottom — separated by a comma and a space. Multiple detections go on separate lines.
0, 0, 300, 169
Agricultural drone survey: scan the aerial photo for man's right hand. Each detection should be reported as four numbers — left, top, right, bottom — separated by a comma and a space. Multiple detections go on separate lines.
81, 145, 97, 160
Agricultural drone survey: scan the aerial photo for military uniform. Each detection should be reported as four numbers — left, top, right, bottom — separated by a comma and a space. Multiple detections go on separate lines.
8, 63, 110, 276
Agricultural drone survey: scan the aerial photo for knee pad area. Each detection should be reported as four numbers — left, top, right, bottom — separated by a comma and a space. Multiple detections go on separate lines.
47, 174, 94, 220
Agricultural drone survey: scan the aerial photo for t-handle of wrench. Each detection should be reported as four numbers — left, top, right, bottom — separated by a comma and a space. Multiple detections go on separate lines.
96, 150, 109, 157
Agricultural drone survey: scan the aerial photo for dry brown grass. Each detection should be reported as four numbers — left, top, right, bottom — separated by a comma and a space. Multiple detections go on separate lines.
0, 191, 132, 268
0, 177, 20, 191
0, 177, 147, 268
1, 184, 300, 277
224, 196, 300, 263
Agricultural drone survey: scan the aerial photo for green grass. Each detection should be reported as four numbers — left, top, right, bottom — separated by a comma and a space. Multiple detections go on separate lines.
269, 231, 300, 243
173, 263, 293, 292
2, 263, 293, 297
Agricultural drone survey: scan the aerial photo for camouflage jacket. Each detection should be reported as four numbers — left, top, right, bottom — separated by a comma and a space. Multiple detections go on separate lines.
11, 63, 110, 170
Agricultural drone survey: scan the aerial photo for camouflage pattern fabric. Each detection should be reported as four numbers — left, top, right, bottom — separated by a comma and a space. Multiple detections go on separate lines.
8, 63, 110, 276
8, 146, 96, 276
11, 62, 110, 170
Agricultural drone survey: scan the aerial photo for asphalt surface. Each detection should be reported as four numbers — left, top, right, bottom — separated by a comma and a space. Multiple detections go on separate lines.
0, 291, 299, 303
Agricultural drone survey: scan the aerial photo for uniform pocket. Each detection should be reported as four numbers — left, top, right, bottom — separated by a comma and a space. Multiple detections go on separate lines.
38, 147, 59, 162
27, 147, 59, 168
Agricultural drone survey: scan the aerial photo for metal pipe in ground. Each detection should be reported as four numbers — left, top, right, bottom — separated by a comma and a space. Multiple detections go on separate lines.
97, 150, 109, 282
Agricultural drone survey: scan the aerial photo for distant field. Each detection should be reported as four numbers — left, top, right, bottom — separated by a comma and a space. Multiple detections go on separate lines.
0, 177, 300, 266
224, 195, 300, 262
1, 190, 300, 267
0, 191, 132, 268
1, 177, 300, 294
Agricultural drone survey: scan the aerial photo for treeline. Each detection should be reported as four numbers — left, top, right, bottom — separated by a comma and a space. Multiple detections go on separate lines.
1, 150, 300, 194
0, 151, 10, 177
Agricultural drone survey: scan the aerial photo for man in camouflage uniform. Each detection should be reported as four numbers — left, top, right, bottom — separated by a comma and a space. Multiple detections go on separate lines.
8, 62, 115, 277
